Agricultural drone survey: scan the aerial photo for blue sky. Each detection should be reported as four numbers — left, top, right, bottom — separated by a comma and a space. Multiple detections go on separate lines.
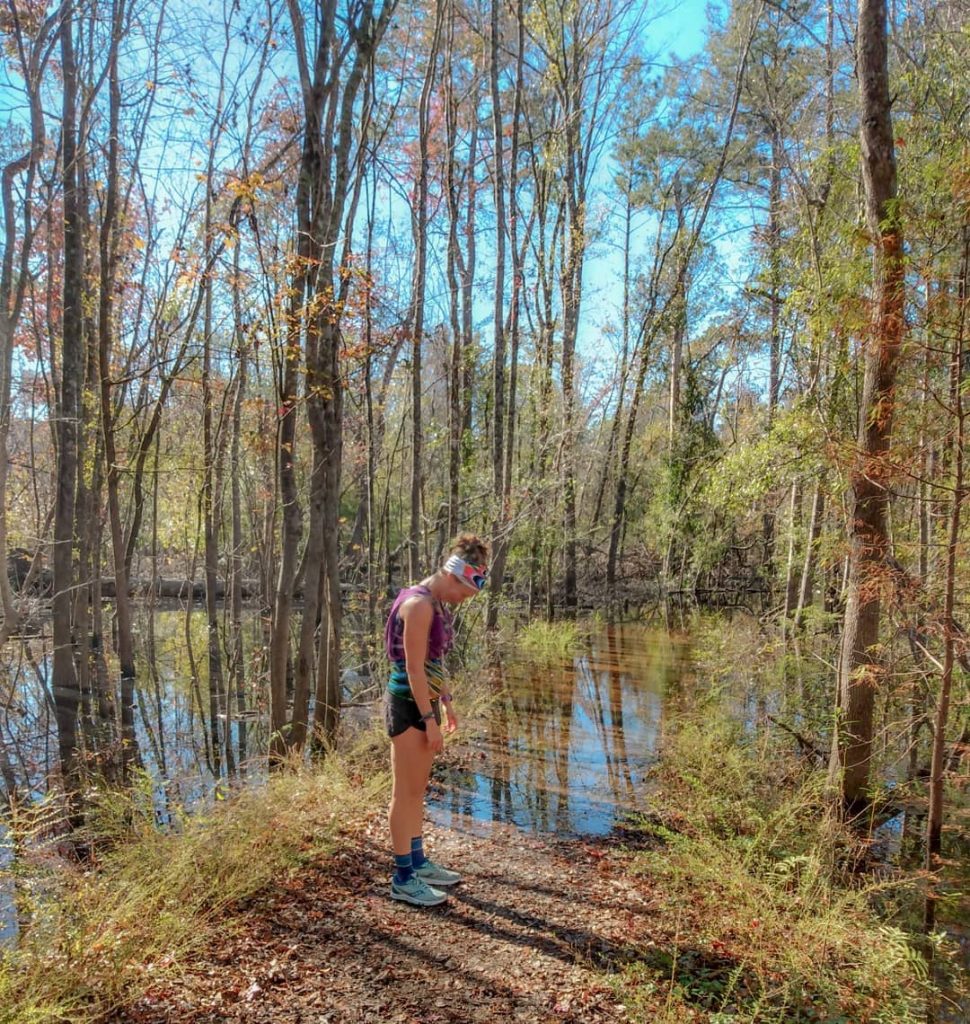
1, 0, 725, 401
548, 0, 730, 390
652, 0, 713, 61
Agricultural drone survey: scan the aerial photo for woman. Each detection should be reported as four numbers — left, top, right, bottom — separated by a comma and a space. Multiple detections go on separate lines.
384, 533, 489, 907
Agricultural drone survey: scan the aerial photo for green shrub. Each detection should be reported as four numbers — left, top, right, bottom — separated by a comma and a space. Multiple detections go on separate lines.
617, 714, 934, 1024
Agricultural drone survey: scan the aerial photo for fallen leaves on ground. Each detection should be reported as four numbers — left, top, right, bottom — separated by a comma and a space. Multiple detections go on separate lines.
115, 816, 658, 1024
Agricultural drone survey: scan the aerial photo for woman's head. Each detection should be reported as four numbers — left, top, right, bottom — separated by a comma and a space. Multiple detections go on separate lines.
437, 533, 489, 602
450, 533, 488, 568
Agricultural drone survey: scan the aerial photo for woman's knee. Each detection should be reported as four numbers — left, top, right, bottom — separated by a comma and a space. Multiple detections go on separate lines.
393, 753, 434, 798
391, 772, 430, 802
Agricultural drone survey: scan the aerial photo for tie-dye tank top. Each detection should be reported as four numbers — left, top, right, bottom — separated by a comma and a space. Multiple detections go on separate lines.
384, 585, 454, 699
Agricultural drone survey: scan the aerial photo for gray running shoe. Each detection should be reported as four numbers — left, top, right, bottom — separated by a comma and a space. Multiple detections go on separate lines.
390, 874, 448, 907
414, 859, 462, 887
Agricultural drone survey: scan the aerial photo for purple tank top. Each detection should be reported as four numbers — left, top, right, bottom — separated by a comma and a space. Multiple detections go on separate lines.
384, 585, 454, 662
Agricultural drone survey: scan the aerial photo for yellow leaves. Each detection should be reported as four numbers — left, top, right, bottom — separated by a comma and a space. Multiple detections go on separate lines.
227, 172, 276, 205
219, 222, 240, 247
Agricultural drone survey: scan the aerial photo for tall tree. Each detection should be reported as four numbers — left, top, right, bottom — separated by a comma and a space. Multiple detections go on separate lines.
924, 225, 967, 934
284, 0, 398, 754
531, 0, 635, 615
828, 0, 905, 812
486, 0, 508, 626
97, 0, 138, 778
0, 5, 55, 643
608, 6, 760, 601
52, 0, 84, 802
408, 0, 444, 580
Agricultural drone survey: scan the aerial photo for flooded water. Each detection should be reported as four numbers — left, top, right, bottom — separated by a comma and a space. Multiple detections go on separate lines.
0, 613, 688, 838
430, 625, 691, 836
1, 609, 967, 1014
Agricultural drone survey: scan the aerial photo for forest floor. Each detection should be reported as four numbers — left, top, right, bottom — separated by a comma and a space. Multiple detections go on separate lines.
115, 811, 655, 1024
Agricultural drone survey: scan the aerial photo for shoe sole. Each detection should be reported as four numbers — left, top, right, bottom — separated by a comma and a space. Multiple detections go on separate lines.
390, 889, 448, 907
414, 872, 462, 887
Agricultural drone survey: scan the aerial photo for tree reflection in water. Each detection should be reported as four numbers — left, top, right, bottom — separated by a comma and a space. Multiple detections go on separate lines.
430, 624, 685, 837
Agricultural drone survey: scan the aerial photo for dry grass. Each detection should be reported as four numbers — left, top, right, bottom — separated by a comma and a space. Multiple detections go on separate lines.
0, 746, 386, 1024
616, 715, 935, 1024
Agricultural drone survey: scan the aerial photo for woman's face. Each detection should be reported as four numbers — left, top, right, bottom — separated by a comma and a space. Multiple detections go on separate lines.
444, 574, 477, 604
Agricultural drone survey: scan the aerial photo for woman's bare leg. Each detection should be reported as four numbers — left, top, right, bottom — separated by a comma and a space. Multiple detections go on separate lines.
389, 727, 434, 855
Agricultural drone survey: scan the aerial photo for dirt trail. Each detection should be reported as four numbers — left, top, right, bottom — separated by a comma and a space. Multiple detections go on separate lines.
121, 814, 660, 1024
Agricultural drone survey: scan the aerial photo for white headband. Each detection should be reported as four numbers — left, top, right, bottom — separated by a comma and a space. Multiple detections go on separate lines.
443, 554, 488, 591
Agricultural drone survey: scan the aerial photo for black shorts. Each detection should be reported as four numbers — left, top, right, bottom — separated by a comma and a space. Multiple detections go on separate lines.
385, 692, 441, 738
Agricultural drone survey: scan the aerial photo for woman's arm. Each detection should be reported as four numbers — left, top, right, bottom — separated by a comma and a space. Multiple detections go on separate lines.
441, 692, 458, 734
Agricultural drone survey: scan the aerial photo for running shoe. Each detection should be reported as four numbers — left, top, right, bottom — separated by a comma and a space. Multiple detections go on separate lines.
414, 859, 462, 886
390, 874, 448, 907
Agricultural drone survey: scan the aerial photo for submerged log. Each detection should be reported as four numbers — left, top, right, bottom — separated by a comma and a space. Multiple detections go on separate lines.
8, 562, 365, 605
97, 578, 261, 601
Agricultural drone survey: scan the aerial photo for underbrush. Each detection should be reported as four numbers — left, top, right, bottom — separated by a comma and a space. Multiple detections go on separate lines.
0, 737, 387, 1024
617, 713, 940, 1024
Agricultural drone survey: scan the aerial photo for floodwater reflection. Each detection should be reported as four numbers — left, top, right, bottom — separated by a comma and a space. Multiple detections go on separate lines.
430, 625, 690, 836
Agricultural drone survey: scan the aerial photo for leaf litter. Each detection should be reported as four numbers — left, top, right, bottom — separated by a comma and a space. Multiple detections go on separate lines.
116, 813, 657, 1024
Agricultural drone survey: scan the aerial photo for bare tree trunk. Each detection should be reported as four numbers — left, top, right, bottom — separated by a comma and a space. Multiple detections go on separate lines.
461, 116, 478, 448
364, 165, 379, 630
202, 229, 225, 776
560, 156, 582, 615
829, 0, 904, 812
767, 128, 782, 420
794, 479, 824, 627
918, 306, 933, 583
75, 277, 101, 761
0, 11, 52, 644
288, 0, 397, 751
924, 225, 967, 934
666, 185, 687, 455
594, 192, 632, 540
523, 132, 562, 619
503, 0, 526, 534
608, 324, 652, 604
444, 10, 462, 542
230, 243, 247, 767
782, 480, 802, 621
762, 127, 783, 582
268, 0, 339, 762
97, 1, 138, 782
53, 1, 84, 804
409, 0, 443, 580
486, 0, 508, 628
269, 184, 306, 764
293, 451, 324, 752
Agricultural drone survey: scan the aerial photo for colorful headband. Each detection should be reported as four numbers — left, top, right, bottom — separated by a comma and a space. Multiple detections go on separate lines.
443, 554, 488, 591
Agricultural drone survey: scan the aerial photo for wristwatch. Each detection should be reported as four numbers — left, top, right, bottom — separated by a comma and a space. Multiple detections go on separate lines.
419, 710, 436, 722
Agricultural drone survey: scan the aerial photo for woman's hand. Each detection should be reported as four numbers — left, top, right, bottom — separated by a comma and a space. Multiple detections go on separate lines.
425, 719, 444, 754
442, 705, 459, 735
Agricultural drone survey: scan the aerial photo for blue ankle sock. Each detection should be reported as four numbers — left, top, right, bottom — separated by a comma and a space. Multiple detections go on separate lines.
393, 853, 413, 884
411, 836, 427, 868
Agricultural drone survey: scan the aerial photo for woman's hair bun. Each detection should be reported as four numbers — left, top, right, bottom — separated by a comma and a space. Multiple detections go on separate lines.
449, 532, 488, 566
